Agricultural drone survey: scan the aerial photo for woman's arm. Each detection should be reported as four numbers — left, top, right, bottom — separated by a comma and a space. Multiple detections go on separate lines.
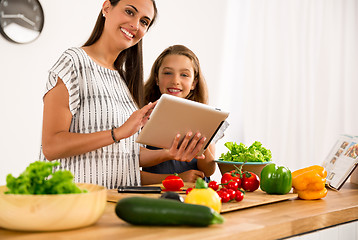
196, 144, 216, 177
42, 77, 155, 160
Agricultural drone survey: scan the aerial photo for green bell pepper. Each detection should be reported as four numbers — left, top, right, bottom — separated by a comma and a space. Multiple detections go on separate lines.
260, 163, 292, 194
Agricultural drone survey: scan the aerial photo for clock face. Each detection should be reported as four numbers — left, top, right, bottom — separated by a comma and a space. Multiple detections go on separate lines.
0, 0, 44, 44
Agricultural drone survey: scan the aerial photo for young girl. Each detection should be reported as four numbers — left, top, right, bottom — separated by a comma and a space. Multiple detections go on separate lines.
141, 45, 216, 184
40, 1, 204, 189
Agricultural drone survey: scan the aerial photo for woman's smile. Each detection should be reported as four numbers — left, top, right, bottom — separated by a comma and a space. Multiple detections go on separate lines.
120, 27, 134, 39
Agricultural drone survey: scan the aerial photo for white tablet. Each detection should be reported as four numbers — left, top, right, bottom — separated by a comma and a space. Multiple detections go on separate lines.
136, 94, 230, 155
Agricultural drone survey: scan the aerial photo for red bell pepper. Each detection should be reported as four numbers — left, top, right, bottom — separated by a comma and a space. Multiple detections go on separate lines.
162, 174, 184, 191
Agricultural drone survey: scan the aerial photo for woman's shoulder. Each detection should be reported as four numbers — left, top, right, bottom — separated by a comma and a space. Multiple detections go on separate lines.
49, 47, 88, 76
53, 47, 90, 69
60, 47, 85, 59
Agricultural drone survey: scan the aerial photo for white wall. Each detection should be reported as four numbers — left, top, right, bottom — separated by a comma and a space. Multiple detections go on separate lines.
0, 0, 228, 184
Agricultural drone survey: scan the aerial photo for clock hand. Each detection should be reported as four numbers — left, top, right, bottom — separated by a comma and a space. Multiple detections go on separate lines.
1, 12, 35, 27
19, 15, 35, 26
1, 13, 22, 19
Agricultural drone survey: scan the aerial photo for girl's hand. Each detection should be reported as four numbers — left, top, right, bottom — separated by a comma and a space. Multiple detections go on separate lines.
116, 102, 156, 139
178, 170, 205, 183
167, 132, 206, 162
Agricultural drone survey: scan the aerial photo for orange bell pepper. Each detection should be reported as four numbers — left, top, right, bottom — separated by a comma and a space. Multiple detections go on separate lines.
294, 188, 328, 200
292, 165, 327, 200
291, 165, 327, 179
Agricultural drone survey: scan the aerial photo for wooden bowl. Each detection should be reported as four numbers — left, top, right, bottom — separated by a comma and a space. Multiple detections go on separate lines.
0, 183, 107, 231
215, 160, 270, 178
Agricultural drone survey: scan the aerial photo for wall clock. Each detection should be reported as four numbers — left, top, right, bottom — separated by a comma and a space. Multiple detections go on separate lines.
0, 0, 44, 44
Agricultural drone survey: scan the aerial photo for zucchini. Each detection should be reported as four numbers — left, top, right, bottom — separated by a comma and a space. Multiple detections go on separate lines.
115, 197, 224, 226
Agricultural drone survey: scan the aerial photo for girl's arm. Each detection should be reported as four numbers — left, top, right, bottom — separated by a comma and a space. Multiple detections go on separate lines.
42, 77, 154, 160
140, 170, 205, 185
196, 144, 216, 177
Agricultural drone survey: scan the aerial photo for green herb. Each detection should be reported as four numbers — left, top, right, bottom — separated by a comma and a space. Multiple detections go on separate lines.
5, 161, 86, 194
219, 141, 272, 162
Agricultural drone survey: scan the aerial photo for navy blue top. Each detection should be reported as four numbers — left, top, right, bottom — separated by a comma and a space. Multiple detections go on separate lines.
142, 146, 210, 182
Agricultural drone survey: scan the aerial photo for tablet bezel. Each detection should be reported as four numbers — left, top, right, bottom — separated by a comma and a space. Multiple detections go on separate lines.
136, 94, 229, 155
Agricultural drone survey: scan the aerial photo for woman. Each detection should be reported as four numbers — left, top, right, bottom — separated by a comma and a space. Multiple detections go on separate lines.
40, 0, 204, 189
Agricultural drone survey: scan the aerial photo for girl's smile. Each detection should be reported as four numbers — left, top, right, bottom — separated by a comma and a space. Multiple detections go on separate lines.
157, 54, 197, 99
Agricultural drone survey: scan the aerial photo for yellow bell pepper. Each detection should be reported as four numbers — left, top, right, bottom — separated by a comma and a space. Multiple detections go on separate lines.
184, 178, 222, 213
292, 165, 328, 200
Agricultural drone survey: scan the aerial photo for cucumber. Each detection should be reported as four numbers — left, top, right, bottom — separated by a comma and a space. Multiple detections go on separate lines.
115, 197, 224, 226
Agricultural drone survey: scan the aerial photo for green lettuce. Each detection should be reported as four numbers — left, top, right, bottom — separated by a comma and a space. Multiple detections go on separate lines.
219, 141, 272, 162
5, 161, 86, 194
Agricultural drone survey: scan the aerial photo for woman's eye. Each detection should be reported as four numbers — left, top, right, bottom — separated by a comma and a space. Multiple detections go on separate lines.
141, 19, 149, 26
125, 9, 134, 16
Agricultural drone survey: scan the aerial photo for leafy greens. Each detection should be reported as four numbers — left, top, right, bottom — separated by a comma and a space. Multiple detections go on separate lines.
5, 161, 86, 194
219, 141, 272, 162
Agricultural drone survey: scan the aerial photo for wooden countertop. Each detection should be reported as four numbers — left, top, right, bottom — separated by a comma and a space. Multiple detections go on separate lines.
1, 183, 358, 240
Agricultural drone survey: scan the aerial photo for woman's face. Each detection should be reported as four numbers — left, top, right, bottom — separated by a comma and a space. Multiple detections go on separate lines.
103, 0, 155, 50
157, 54, 197, 98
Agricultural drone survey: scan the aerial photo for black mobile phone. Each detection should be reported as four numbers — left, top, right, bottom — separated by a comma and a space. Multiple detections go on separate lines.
117, 186, 162, 194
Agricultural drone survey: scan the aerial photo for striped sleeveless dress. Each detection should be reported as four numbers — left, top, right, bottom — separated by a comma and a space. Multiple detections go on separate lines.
40, 47, 141, 189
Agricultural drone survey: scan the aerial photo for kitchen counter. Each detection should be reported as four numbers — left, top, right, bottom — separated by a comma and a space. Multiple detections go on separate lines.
1, 182, 357, 240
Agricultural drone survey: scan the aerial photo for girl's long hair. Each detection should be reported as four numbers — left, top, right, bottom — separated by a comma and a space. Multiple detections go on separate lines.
83, 0, 158, 108
144, 45, 208, 104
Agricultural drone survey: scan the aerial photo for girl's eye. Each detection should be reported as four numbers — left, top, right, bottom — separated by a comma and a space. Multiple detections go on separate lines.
181, 73, 189, 77
163, 72, 172, 75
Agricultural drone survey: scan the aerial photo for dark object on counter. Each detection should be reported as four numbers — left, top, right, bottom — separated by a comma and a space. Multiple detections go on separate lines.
160, 191, 184, 202
117, 186, 162, 194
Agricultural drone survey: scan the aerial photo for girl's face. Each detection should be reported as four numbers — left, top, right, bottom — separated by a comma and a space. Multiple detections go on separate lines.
157, 54, 197, 98
103, 0, 155, 51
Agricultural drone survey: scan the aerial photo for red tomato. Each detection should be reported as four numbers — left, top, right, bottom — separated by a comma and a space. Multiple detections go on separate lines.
162, 175, 184, 191
221, 171, 242, 189
221, 171, 240, 184
235, 190, 244, 202
208, 181, 219, 191
241, 171, 260, 192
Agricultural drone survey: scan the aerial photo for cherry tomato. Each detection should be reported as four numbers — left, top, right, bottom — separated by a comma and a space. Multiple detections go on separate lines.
227, 181, 239, 190
208, 181, 219, 191
235, 190, 244, 202
185, 187, 193, 195
241, 171, 260, 192
226, 188, 236, 200
219, 191, 231, 203
235, 177, 242, 189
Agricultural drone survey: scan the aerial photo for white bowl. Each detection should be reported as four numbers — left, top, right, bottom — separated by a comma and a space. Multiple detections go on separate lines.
0, 183, 107, 231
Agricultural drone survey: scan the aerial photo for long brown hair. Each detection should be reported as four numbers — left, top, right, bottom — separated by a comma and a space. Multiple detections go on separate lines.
144, 45, 208, 104
83, 0, 158, 107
